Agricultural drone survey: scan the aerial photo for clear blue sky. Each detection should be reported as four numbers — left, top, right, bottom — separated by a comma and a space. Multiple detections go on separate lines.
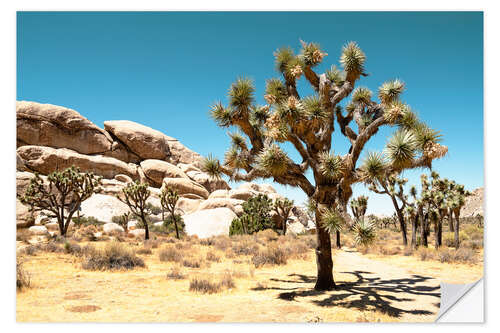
17, 12, 483, 215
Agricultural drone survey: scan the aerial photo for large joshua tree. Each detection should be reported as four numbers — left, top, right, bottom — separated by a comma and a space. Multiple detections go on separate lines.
202, 40, 446, 290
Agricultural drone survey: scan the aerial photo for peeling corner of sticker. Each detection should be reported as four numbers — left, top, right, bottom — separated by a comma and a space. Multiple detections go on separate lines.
435, 278, 483, 322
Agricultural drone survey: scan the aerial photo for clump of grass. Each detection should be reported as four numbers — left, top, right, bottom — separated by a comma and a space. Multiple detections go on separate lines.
64, 241, 82, 255
182, 257, 203, 268
136, 245, 153, 255
403, 247, 414, 256
20, 245, 38, 256
438, 248, 477, 264
166, 266, 186, 280
16, 262, 31, 290
82, 242, 145, 271
144, 239, 160, 249
416, 247, 435, 261
232, 240, 260, 256
206, 251, 221, 262
225, 249, 236, 259
175, 242, 192, 250
213, 236, 232, 251
251, 246, 288, 268
189, 273, 235, 294
73, 225, 99, 242
255, 229, 279, 242
280, 240, 309, 259
158, 246, 182, 262
302, 235, 317, 249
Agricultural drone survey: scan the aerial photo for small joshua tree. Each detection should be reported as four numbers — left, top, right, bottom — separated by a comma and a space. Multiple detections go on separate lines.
353, 219, 376, 248
349, 195, 368, 220
273, 198, 294, 235
160, 187, 183, 239
117, 181, 151, 240
113, 212, 131, 233
18, 166, 102, 236
446, 182, 470, 249
203, 40, 446, 290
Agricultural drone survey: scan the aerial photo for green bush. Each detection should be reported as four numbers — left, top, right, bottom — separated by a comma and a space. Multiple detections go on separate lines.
229, 194, 274, 235
72, 216, 104, 227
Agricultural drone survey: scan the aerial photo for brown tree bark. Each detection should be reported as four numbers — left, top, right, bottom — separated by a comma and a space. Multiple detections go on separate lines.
419, 208, 428, 247
448, 211, 454, 232
336, 230, 341, 249
314, 208, 336, 291
411, 214, 418, 249
454, 211, 460, 249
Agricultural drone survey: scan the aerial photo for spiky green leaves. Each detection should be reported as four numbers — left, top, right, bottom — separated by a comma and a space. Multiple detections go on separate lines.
273, 47, 303, 80
360, 152, 388, 181
302, 95, 328, 121
378, 79, 405, 104
228, 132, 247, 150
360, 114, 373, 128
352, 87, 372, 105
325, 65, 345, 86
275, 96, 305, 123
300, 40, 328, 67
257, 144, 291, 176
383, 101, 409, 124
384, 130, 417, 169
318, 151, 344, 180
353, 219, 376, 247
224, 146, 249, 170
340, 42, 366, 82
264, 78, 287, 105
201, 154, 223, 179
397, 107, 419, 130
228, 77, 255, 115
250, 105, 270, 125
320, 208, 343, 233
210, 102, 233, 127
412, 123, 442, 151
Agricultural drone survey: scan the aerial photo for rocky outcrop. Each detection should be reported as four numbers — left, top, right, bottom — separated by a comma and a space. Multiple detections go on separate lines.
140, 159, 188, 187
80, 194, 130, 223
183, 208, 237, 239
102, 222, 125, 234
185, 170, 231, 193
17, 145, 138, 180
161, 177, 209, 200
17, 101, 113, 155
461, 187, 484, 218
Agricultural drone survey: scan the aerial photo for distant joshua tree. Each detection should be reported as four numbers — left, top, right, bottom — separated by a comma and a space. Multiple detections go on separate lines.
273, 198, 294, 235
160, 187, 183, 239
350, 195, 368, 220
117, 181, 152, 240
202, 40, 446, 290
18, 166, 102, 237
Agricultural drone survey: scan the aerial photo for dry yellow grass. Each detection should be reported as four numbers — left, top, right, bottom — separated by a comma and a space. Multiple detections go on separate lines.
16, 233, 482, 323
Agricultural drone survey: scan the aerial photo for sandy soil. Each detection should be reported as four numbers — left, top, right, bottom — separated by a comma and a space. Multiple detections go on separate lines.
16, 241, 482, 323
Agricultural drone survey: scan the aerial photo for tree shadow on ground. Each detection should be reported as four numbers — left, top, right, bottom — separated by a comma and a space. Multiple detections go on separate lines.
256, 271, 440, 318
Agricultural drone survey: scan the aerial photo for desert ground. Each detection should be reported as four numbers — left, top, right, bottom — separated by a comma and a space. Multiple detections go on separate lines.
16, 225, 483, 323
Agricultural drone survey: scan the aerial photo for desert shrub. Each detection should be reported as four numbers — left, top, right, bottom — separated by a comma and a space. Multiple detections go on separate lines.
302, 235, 316, 249
64, 240, 82, 255
73, 225, 99, 242
21, 245, 38, 256
82, 242, 145, 270
72, 216, 103, 227
454, 248, 477, 263
256, 229, 279, 242
136, 245, 152, 255
403, 247, 413, 256
144, 239, 160, 249
213, 236, 232, 251
280, 240, 309, 259
463, 239, 483, 250
380, 246, 401, 256
158, 246, 182, 262
145, 202, 163, 216
189, 274, 235, 294
225, 249, 236, 259
41, 242, 63, 253
182, 257, 202, 268
166, 266, 186, 280
206, 251, 221, 262
16, 229, 32, 243
251, 246, 288, 267
199, 238, 215, 246
189, 278, 221, 294
416, 247, 435, 261
16, 262, 31, 290
232, 239, 260, 256
162, 214, 186, 238
437, 248, 454, 263
175, 241, 192, 250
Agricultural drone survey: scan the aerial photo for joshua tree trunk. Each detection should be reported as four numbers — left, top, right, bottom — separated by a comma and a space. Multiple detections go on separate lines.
454, 211, 460, 249
336, 231, 341, 249
411, 214, 418, 249
438, 221, 442, 247
448, 211, 454, 232
141, 214, 150, 240
433, 218, 440, 249
419, 208, 428, 247
314, 208, 336, 290
392, 198, 408, 246
173, 218, 180, 239
282, 218, 287, 235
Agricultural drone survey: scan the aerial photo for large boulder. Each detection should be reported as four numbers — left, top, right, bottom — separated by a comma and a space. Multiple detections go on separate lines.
16, 171, 37, 195
161, 177, 209, 199
29, 225, 48, 235
183, 208, 237, 239
17, 145, 138, 180
197, 198, 244, 214
102, 222, 125, 234
177, 198, 203, 214
164, 135, 203, 166
80, 194, 130, 223
104, 120, 171, 161
229, 188, 256, 201
185, 170, 231, 193
208, 189, 230, 199
238, 182, 277, 195
16, 101, 113, 155
140, 159, 188, 187
16, 199, 33, 228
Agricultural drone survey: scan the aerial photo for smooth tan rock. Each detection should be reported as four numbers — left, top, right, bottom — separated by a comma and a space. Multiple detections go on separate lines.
183, 208, 237, 239
178, 163, 201, 174
197, 198, 244, 214
103, 222, 125, 234
208, 189, 230, 199
17, 101, 113, 155
229, 189, 256, 201
29, 225, 48, 235
177, 198, 203, 214
45, 222, 59, 231
185, 170, 231, 193
17, 153, 28, 171
161, 177, 209, 199
114, 174, 133, 183
164, 136, 203, 166
17, 145, 138, 180
81, 194, 130, 223
16, 171, 37, 196
140, 159, 188, 187
104, 120, 170, 160
16, 199, 33, 228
